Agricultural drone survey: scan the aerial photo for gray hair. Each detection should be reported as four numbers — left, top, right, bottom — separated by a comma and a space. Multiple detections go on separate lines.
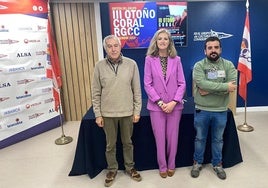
103, 35, 121, 51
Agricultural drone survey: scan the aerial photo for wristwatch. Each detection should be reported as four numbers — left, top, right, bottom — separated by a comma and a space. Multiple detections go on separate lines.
157, 100, 163, 107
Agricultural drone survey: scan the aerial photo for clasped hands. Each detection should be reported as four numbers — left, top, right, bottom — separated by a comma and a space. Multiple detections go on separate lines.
160, 101, 177, 113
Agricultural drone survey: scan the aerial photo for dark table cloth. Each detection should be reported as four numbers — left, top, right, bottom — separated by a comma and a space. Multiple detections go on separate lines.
69, 97, 243, 179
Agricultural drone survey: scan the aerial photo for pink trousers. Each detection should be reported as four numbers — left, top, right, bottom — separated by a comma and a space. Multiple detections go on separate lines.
149, 110, 182, 172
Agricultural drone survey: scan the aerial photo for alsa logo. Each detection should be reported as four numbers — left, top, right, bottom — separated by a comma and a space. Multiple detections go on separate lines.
0, 82, 11, 89
49, 108, 55, 113
17, 52, 31, 57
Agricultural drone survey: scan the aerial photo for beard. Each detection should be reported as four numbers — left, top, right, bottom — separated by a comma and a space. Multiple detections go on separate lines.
207, 52, 220, 62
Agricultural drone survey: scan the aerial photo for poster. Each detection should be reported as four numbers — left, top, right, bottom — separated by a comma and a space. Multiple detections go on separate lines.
109, 2, 187, 49
109, 2, 157, 49
157, 2, 187, 46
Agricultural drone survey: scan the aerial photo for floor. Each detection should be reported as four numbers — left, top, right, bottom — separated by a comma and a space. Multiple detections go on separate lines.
0, 110, 267, 188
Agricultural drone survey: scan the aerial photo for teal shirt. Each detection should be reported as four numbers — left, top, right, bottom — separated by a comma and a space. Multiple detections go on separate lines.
193, 57, 237, 111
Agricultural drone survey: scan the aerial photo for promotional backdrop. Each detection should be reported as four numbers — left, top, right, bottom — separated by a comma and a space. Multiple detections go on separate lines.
0, 0, 61, 149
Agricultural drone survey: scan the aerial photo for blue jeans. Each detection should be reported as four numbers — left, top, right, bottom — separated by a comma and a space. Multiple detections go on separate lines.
193, 109, 227, 166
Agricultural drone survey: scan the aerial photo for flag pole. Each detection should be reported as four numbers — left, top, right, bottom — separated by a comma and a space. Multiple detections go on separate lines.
237, 0, 254, 132
237, 97, 254, 132
47, 1, 73, 144
55, 89, 73, 145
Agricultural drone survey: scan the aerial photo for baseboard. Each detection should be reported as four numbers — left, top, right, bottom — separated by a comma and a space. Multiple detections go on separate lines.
236, 106, 268, 112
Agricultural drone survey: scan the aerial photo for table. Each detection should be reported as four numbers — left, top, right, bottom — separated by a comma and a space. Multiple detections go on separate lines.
69, 97, 243, 179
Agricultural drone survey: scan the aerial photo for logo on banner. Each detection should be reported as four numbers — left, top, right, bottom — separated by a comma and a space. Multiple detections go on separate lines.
36, 51, 46, 56
8, 66, 26, 73
0, 25, 8, 32
0, 97, 10, 103
32, 5, 44, 12
0, 54, 8, 58
0, 39, 19, 44
17, 52, 31, 57
193, 29, 233, 41
0, 5, 8, 10
18, 27, 33, 31
40, 87, 52, 94
17, 79, 35, 85
31, 63, 45, 70
16, 91, 32, 99
0, 82, 11, 89
49, 108, 55, 113
28, 112, 44, 120
44, 98, 54, 104
24, 39, 41, 44
6, 118, 23, 128
2, 106, 21, 117
38, 25, 46, 31
25, 102, 42, 109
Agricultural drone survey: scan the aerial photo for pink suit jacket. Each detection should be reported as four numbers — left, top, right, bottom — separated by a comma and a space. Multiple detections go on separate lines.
144, 55, 186, 111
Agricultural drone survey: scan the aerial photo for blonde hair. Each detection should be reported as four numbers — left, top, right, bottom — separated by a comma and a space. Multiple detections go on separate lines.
146, 29, 177, 58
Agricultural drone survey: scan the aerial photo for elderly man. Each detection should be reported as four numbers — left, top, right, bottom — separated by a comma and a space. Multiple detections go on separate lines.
91, 35, 142, 187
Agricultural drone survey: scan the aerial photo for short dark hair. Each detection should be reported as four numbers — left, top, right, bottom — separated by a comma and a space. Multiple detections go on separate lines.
204, 36, 221, 49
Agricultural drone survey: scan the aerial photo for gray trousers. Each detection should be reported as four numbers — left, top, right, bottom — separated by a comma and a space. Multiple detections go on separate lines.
103, 116, 134, 172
